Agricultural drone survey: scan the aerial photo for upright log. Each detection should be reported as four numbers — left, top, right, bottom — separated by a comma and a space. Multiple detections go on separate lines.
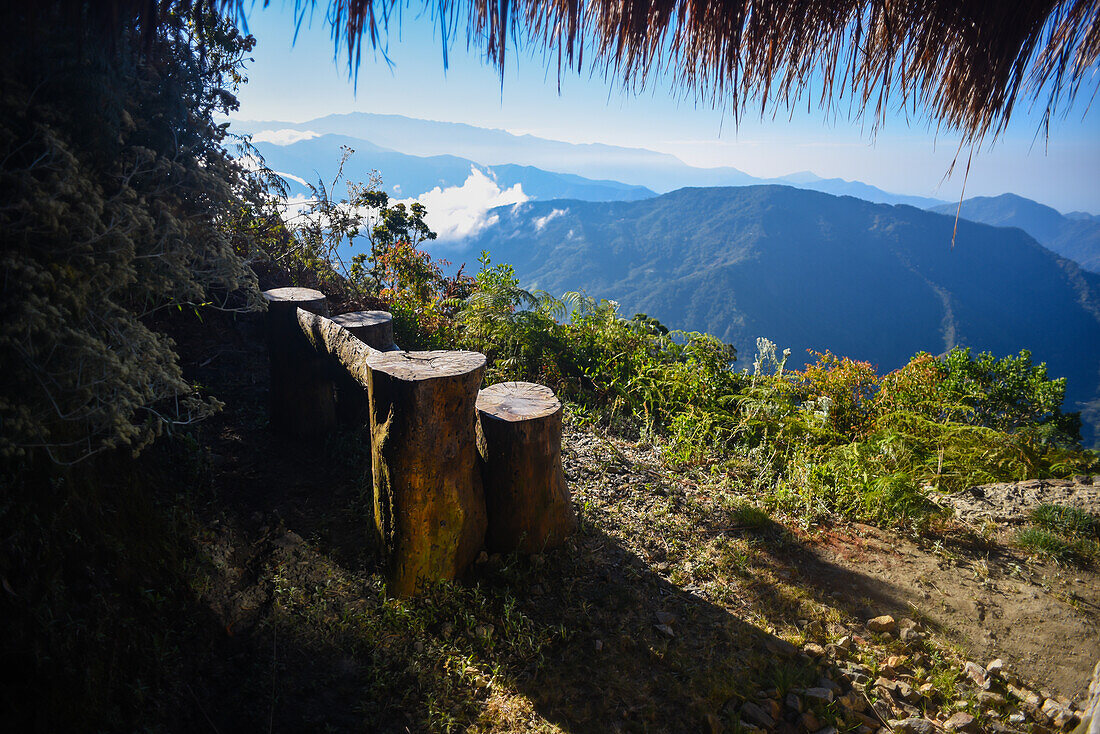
476, 381, 575, 553
263, 287, 335, 438
331, 310, 395, 351
331, 311, 395, 425
368, 350, 488, 597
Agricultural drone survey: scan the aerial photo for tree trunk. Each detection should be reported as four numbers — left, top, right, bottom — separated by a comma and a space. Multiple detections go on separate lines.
263, 287, 335, 438
476, 381, 575, 553
367, 350, 488, 597
330, 311, 395, 425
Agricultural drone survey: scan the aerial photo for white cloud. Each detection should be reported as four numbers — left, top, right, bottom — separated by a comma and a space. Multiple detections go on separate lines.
275, 170, 310, 187
398, 166, 528, 243
236, 154, 309, 187
251, 129, 321, 146
534, 208, 567, 231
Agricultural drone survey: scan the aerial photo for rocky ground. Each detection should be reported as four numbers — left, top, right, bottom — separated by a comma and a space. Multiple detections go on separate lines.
943, 478, 1100, 525
561, 430, 1100, 734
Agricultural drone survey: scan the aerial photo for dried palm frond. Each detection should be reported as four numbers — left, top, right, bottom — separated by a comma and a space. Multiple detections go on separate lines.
26, 1, 1100, 142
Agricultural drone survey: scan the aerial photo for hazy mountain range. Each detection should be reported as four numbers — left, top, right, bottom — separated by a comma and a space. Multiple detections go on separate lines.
457, 186, 1100, 443
235, 113, 946, 208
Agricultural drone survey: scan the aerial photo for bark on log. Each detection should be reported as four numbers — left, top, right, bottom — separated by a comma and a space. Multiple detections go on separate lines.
476, 381, 575, 553
1075, 660, 1100, 734
263, 288, 335, 438
367, 350, 488, 597
331, 310, 395, 350
330, 311, 395, 424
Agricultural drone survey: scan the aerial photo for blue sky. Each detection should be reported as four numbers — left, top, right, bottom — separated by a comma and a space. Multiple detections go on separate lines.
231, 3, 1100, 213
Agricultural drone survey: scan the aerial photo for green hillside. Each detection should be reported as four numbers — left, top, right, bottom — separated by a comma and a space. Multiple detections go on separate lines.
929, 193, 1100, 273
461, 185, 1100, 442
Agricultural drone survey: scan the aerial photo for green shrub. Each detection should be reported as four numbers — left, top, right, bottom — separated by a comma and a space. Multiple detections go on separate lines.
1029, 504, 1099, 540
1016, 527, 1078, 562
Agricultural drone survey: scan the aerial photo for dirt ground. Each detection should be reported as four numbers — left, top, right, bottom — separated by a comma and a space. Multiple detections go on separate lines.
798, 521, 1100, 698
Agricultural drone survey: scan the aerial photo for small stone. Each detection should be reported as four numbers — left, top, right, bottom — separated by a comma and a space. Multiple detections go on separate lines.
943, 711, 978, 732
963, 661, 990, 688
818, 676, 842, 693
1008, 713, 1026, 725
851, 711, 879, 728
594, 639, 603, 651
800, 712, 822, 731
804, 643, 827, 657
886, 655, 907, 669
764, 637, 798, 657
888, 717, 937, 734
1038, 699, 1073, 726
867, 615, 897, 633
837, 635, 853, 650
760, 697, 781, 720
812, 727, 838, 734
654, 623, 675, 638
804, 687, 835, 704
1007, 684, 1041, 709
786, 693, 803, 712
986, 658, 1005, 676
656, 610, 677, 626
740, 701, 775, 729
977, 691, 1006, 706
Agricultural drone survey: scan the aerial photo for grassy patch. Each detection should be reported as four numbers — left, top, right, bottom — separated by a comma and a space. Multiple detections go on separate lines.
1016, 527, 1079, 563
1029, 504, 1099, 539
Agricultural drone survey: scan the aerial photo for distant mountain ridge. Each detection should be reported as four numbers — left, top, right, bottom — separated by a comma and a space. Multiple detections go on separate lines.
253, 133, 656, 203
233, 113, 946, 207
455, 185, 1100, 444
928, 194, 1100, 273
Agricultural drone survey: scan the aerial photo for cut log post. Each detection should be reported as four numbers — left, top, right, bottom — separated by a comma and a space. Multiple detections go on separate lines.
331, 310, 395, 351
476, 381, 575, 553
330, 311, 395, 425
262, 287, 335, 438
367, 350, 488, 597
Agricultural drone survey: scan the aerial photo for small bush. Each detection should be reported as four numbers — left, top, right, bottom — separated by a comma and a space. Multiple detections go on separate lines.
1029, 504, 1099, 539
1015, 527, 1078, 562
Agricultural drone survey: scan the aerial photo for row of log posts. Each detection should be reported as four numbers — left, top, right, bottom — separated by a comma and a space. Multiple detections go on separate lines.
264, 288, 575, 597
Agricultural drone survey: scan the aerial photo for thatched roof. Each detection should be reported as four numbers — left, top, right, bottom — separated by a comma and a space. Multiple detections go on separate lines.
46, 1, 1100, 142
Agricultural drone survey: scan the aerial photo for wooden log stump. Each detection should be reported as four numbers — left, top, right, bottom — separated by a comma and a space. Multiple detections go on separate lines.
367, 350, 488, 597
331, 311, 395, 425
262, 287, 335, 438
331, 310, 395, 350
476, 381, 575, 553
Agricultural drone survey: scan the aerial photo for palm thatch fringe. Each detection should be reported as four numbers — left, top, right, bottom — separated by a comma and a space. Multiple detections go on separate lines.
30, 1, 1100, 142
